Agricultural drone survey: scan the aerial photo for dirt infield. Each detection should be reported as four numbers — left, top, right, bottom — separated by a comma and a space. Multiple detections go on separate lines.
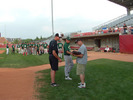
0, 52, 133, 100
0, 50, 5, 54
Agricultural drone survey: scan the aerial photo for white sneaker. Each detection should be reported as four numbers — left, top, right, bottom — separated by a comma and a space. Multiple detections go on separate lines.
78, 83, 86, 88
65, 76, 72, 80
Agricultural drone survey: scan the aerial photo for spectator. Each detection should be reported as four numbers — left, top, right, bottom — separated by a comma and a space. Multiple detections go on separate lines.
112, 28, 115, 32
130, 26, 133, 34
123, 23, 127, 34
104, 45, 110, 52
108, 27, 112, 33
116, 26, 120, 32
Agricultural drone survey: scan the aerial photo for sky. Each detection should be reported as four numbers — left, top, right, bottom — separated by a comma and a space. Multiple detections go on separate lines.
0, 0, 132, 39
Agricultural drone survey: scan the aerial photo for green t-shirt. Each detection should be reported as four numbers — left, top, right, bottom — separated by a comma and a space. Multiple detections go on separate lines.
37, 44, 40, 50
17, 45, 20, 48
21, 44, 24, 49
33, 44, 36, 47
24, 44, 27, 48
31, 44, 33, 47
29, 44, 32, 47
43, 44, 48, 49
58, 43, 63, 49
6, 45, 9, 48
12, 45, 15, 50
64, 42, 70, 55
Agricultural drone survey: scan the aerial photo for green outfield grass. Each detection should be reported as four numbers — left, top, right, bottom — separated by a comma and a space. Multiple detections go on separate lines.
0, 48, 76, 68
0, 48, 6, 50
35, 59, 133, 100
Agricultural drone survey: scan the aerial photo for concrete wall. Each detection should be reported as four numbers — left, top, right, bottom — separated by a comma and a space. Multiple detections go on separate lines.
69, 35, 119, 51
100, 36, 119, 48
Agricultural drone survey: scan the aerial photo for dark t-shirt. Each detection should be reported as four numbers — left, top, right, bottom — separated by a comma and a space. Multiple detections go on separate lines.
123, 25, 127, 30
48, 39, 58, 56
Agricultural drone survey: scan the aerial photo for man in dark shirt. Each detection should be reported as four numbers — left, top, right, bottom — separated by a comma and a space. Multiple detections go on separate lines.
130, 26, 133, 34
123, 23, 127, 34
49, 33, 62, 87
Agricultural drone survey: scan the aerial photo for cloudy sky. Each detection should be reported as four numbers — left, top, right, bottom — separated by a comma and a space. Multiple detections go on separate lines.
0, 0, 132, 39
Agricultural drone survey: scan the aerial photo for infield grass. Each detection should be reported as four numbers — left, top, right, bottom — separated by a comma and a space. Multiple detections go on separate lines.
35, 59, 133, 100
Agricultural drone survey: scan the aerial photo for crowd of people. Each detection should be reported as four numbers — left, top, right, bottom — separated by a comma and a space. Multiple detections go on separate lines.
95, 23, 133, 35
6, 42, 49, 55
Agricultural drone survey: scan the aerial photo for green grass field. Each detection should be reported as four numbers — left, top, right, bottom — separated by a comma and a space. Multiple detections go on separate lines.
0, 48, 76, 68
0, 48, 50, 68
35, 59, 133, 100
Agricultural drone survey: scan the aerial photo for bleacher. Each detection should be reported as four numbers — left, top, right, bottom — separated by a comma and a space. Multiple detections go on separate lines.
93, 14, 133, 31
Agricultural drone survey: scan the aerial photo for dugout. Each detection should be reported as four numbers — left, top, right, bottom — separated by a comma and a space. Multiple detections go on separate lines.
63, 33, 119, 52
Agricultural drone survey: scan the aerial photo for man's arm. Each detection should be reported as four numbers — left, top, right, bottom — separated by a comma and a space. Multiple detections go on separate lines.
73, 54, 83, 58
73, 47, 84, 58
62, 46, 64, 53
66, 51, 72, 55
52, 50, 62, 62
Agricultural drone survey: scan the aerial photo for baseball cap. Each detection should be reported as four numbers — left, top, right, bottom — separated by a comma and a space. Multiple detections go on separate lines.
75, 39, 81, 43
55, 33, 61, 38
66, 37, 71, 41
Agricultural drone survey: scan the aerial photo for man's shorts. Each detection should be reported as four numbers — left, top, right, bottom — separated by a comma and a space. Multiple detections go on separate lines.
77, 63, 86, 75
49, 55, 58, 71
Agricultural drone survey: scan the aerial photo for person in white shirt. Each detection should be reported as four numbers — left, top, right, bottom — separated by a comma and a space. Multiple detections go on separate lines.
104, 46, 110, 52
6, 43, 9, 55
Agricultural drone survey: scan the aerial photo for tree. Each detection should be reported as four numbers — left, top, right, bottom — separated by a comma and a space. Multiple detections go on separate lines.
40, 36, 43, 40
35, 36, 39, 41
22, 39, 33, 43
13, 39, 19, 44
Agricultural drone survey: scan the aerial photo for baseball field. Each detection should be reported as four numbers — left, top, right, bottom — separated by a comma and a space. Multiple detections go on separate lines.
0, 49, 133, 100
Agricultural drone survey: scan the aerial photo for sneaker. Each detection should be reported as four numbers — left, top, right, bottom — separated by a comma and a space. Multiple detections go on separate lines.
78, 83, 86, 88
51, 83, 59, 87
65, 76, 72, 80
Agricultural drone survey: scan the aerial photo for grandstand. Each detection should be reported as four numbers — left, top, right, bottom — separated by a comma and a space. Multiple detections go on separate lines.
62, 0, 133, 53
93, 14, 133, 31
93, 0, 133, 31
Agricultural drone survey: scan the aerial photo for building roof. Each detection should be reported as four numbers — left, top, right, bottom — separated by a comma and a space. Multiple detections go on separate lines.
63, 33, 120, 39
109, 0, 133, 8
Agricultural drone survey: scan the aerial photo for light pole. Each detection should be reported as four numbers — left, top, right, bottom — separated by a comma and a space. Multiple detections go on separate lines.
51, 0, 54, 36
5, 25, 6, 38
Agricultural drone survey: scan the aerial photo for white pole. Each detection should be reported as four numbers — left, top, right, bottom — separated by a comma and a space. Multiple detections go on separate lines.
5, 25, 6, 38
51, 0, 54, 36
